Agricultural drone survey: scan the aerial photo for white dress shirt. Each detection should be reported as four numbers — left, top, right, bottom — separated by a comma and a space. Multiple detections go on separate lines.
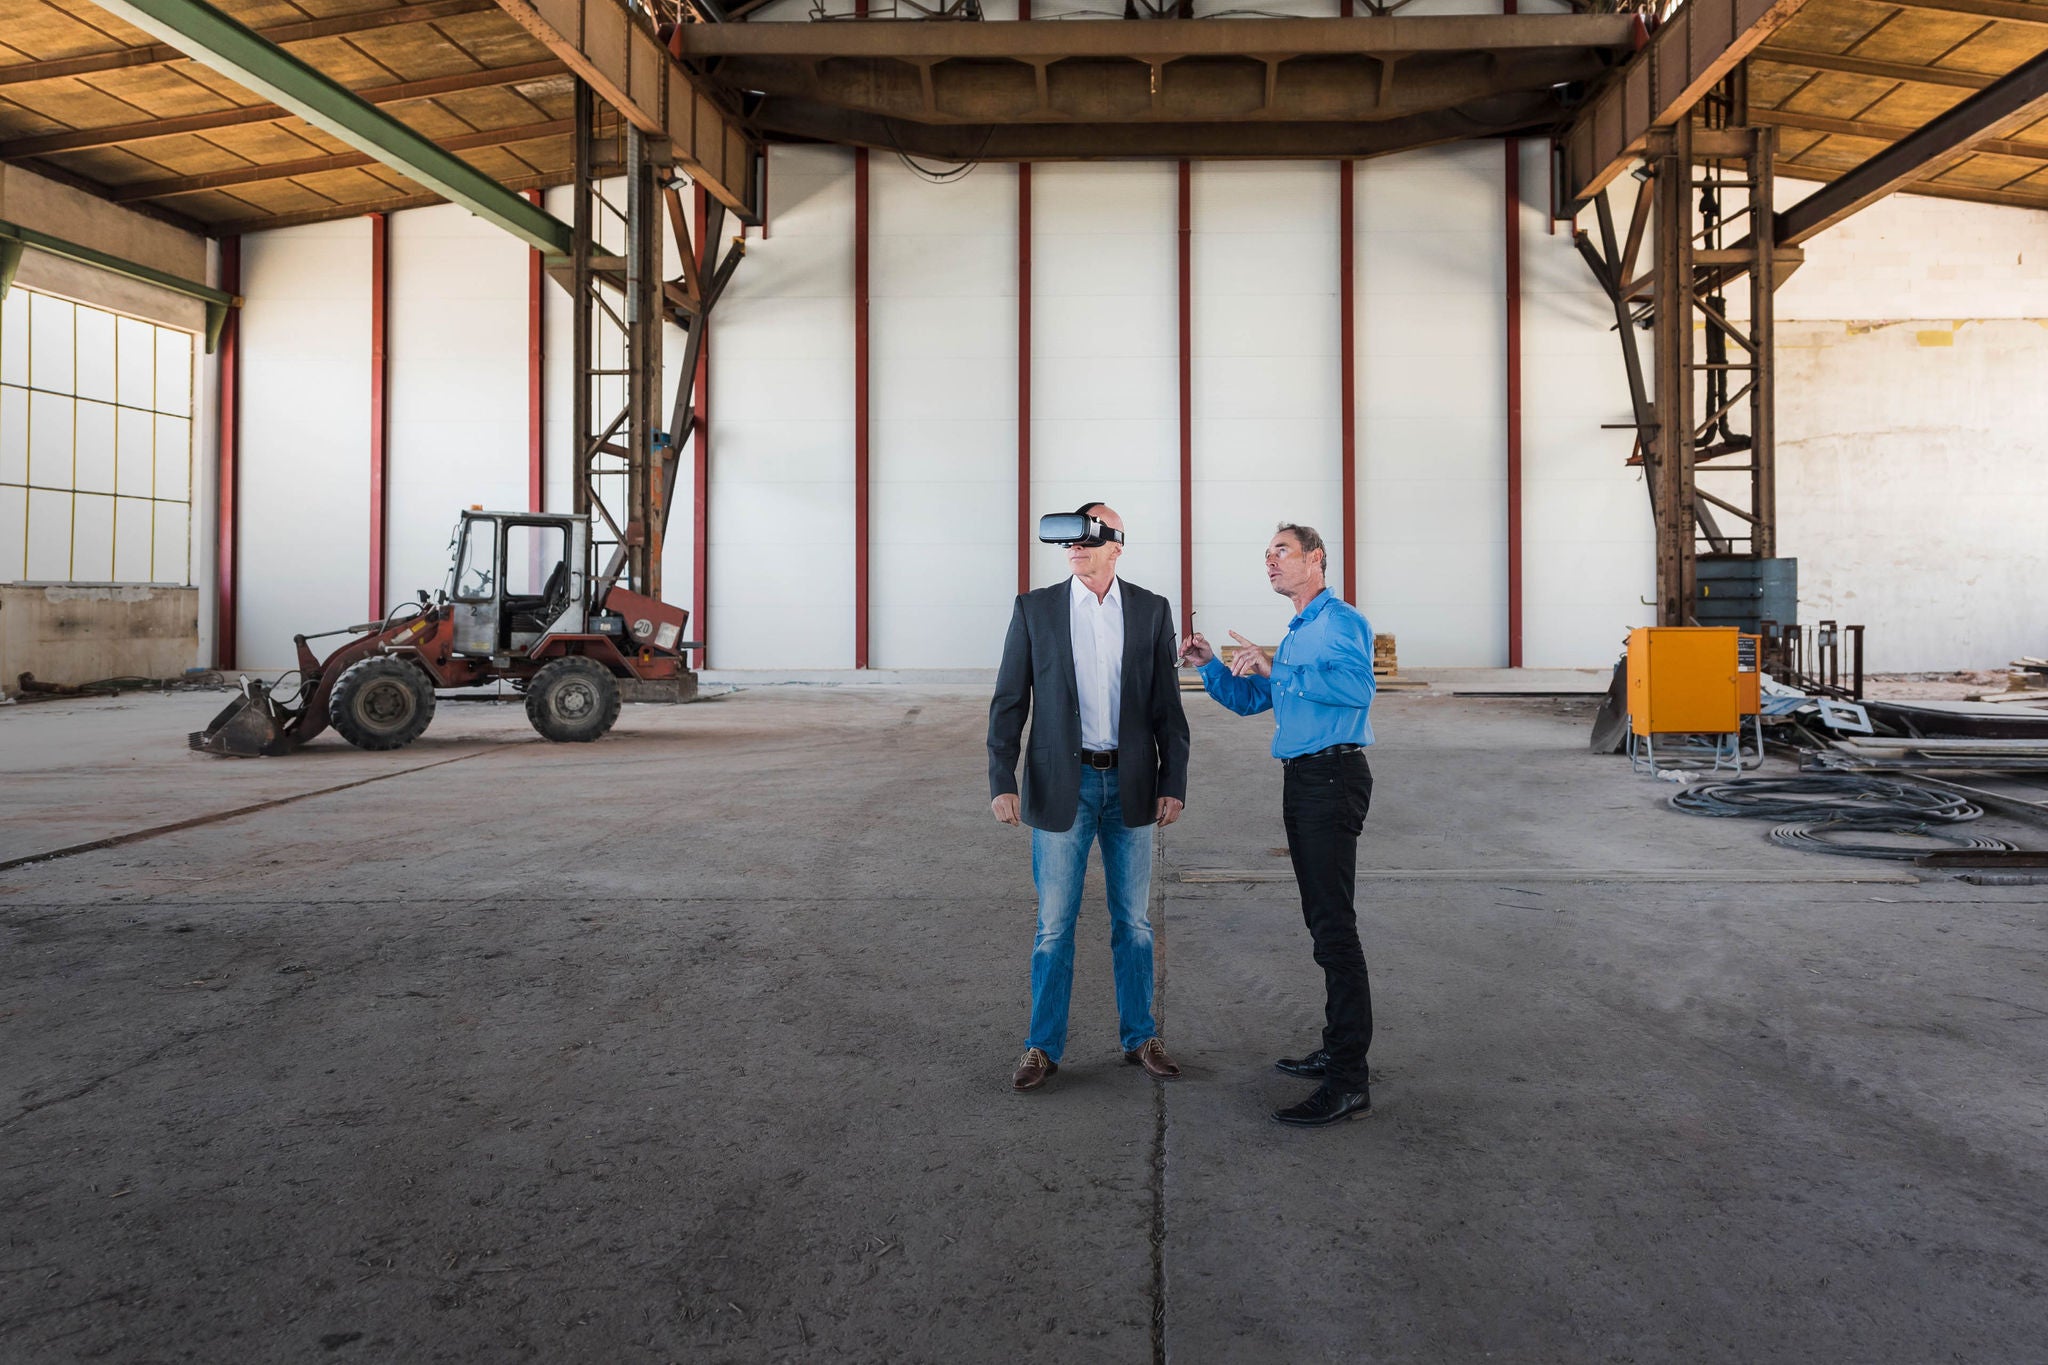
1069, 574, 1124, 752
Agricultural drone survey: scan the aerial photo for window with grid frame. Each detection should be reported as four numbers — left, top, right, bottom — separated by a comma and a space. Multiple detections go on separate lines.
0, 286, 196, 586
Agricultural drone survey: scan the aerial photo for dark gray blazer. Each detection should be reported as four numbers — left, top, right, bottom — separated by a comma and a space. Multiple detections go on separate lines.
987, 578, 1191, 833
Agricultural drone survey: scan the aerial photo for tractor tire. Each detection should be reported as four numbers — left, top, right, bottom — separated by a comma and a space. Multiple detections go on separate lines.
525, 656, 621, 743
329, 656, 436, 751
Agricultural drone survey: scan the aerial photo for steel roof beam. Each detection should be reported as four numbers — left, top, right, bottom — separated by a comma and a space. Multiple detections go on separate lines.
1881, 0, 2048, 26
81, 0, 573, 253
753, 90, 1568, 159
1752, 45, 1994, 90
1756, 105, 2048, 163
0, 0, 500, 87
1776, 45, 2048, 245
0, 61, 566, 158
673, 13, 1637, 59
712, 46, 1615, 126
210, 167, 573, 234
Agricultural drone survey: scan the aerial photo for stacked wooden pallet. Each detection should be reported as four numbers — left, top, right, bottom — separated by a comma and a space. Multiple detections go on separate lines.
1972, 656, 2048, 704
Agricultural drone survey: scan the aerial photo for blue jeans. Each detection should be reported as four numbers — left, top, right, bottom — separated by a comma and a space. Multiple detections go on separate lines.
1026, 766, 1158, 1061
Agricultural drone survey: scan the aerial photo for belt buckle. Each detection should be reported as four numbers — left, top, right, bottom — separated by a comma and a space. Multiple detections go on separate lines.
1086, 750, 1113, 769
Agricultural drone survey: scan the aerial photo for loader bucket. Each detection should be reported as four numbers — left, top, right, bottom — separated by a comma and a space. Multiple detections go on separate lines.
189, 682, 294, 758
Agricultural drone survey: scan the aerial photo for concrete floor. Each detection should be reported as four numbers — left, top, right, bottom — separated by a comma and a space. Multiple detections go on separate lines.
3, 683, 2046, 1363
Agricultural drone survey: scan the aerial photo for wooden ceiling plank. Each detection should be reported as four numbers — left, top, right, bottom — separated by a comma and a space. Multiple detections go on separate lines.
0, 60, 563, 155
107, 114, 571, 199
0, 2, 138, 63
1755, 102, 2048, 157
340, 22, 486, 84
208, 165, 572, 231
79, 60, 250, 119
1884, 0, 2048, 27
1803, 165, 2048, 209
0, 0, 498, 87
1778, 43, 2048, 241
1765, 5, 1893, 56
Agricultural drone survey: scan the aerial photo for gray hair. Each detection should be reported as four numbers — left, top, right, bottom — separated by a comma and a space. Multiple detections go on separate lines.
1276, 522, 1328, 577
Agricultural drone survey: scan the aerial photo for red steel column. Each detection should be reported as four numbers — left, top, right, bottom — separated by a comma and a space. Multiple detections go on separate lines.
1341, 0, 1358, 608
215, 235, 241, 670
1339, 160, 1357, 605
1504, 4, 1523, 665
1017, 0, 1032, 594
692, 184, 711, 668
368, 211, 390, 619
1176, 159, 1194, 640
525, 189, 545, 513
1017, 161, 1032, 596
1505, 137, 1525, 667
853, 147, 871, 668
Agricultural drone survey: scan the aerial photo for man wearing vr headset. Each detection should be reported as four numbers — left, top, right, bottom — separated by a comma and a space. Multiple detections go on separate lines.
988, 502, 1191, 1094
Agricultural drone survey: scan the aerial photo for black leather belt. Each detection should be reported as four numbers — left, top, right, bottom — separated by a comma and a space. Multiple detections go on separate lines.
1284, 743, 1363, 765
1082, 750, 1119, 769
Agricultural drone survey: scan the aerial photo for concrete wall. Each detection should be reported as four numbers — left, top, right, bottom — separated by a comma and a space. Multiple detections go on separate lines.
0, 583, 198, 693
1769, 182, 2048, 671
211, 149, 2048, 673
0, 165, 211, 336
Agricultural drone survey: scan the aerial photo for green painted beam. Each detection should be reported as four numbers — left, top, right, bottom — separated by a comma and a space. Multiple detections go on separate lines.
88, 0, 574, 255
0, 218, 239, 352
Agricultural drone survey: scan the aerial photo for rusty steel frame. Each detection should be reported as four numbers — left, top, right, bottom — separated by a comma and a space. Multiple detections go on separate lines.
495, 0, 762, 220
1578, 78, 1781, 627
563, 79, 741, 630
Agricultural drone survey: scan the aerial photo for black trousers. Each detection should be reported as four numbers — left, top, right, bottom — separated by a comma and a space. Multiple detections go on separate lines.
1281, 749, 1374, 1091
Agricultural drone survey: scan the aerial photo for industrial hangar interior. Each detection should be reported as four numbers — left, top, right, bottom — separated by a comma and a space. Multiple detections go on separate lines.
4, 0, 2048, 1358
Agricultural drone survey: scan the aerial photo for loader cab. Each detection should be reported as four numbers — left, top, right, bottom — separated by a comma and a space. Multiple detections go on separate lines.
446, 511, 588, 659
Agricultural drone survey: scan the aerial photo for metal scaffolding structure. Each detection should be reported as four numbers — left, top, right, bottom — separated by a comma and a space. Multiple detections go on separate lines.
1576, 80, 1785, 628
564, 80, 743, 614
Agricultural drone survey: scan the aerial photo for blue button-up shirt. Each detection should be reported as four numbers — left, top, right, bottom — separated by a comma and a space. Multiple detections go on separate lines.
1198, 590, 1376, 759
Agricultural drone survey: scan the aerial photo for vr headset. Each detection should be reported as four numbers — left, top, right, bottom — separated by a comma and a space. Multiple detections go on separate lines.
1038, 505, 1125, 548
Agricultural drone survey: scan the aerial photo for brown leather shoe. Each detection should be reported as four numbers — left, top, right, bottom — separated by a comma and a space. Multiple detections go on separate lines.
1124, 1038, 1181, 1080
1012, 1047, 1058, 1092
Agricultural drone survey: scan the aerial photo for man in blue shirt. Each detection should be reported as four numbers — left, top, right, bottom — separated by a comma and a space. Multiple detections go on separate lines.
1181, 522, 1377, 1127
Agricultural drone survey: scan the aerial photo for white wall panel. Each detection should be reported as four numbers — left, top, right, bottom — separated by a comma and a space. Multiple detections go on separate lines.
1520, 154, 1654, 666
1191, 160, 1339, 649
1030, 162, 1180, 608
1356, 143, 1506, 665
387, 204, 529, 609
225, 130, 2047, 676
536, 185, 581, 524
237, 220, 370, 670
869, 158, 1016, 667
708, 145, 857, 667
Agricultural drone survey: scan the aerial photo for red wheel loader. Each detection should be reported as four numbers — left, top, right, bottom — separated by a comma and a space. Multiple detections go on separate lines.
192, 509, 697, 756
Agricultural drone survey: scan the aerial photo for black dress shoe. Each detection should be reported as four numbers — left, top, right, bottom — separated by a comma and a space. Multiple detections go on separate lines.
1274, 1048, 1329, 1078
1272, 1083, 1371, 1127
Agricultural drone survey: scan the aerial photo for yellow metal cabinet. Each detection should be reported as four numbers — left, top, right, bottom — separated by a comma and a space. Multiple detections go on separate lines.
1628, 627, 1741, 736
